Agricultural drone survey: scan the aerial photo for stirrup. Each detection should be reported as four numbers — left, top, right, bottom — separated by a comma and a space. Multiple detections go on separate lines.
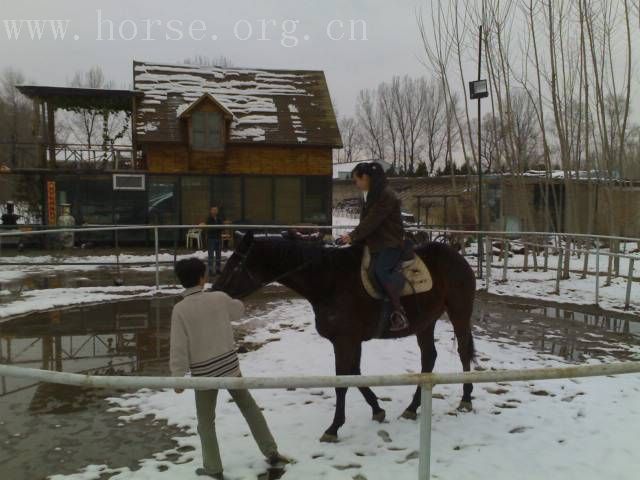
389, 309, 409, 332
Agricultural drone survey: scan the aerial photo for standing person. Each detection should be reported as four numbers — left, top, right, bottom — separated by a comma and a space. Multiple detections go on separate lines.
170, 257, 289, 479
339, 162, 409, 334
205, 206, 223, 276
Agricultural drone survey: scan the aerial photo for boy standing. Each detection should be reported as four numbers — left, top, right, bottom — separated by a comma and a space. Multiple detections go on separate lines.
170, 258, 287, 479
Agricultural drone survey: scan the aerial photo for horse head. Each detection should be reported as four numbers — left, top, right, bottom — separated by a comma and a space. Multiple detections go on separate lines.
212, 230, 265, 298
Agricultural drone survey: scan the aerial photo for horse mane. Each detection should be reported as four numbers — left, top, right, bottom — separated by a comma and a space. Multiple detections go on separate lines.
252, 234, 362, 274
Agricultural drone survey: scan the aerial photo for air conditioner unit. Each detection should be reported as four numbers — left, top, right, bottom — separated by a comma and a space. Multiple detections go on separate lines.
113, 174, 146, 191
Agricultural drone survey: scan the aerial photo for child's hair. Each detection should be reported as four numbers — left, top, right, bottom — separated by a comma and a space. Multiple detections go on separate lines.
175, 257, 206, 288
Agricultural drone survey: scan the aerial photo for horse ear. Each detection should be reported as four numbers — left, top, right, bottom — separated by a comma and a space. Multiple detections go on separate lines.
235, 230, 254, 253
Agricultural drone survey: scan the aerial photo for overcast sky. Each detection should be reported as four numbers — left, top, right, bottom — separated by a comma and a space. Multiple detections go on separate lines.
0, 0, 439, 116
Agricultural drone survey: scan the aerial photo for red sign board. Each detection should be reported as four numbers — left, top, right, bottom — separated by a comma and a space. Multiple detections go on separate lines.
47, 181, 57, 226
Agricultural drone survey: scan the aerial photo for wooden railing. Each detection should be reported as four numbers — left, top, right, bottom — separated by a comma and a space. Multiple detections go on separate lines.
0, 142, 142, 170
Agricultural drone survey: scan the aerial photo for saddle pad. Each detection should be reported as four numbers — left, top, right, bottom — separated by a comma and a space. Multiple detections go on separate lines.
361, 246, 433, 299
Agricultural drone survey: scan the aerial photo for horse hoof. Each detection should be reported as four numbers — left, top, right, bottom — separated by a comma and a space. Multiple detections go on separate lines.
319, 433, 339, 443
400, 410, 418, 421
457, 401, 473, 412
372, 409, 386, 423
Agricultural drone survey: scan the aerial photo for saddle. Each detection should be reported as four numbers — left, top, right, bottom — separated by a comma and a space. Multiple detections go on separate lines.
360, 240, 433, 299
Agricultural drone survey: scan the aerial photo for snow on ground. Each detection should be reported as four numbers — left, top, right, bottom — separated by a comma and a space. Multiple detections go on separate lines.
472, 245, 640, 313
0, 285, 182, 320
480, 266, 639, 313
49, 299, 640, 480
0, 250, 231, 283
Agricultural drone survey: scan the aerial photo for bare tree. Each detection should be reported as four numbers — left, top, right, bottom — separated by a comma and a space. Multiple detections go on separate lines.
356, 88, 386, 162
68, 66, 115, 147
0, 68, 35, 168
184, 55, 234, 68
335, 116, 362, 163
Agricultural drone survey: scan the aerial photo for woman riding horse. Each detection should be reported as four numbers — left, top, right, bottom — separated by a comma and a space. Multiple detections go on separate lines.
339, 162, 409, 333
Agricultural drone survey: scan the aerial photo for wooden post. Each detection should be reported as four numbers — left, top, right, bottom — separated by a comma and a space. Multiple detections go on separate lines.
581, 239, 589, 279
543, 245, 549, 272
502, 238, 509, 282
624, 259, 634, 310
33, 99, 46, 167
555, 248, 563, 295
131, 94, 138, 170
46, 101, 56, 168
595, 243, 600, 305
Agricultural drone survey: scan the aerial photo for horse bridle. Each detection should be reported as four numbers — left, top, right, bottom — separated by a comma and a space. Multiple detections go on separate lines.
216, 242, 313, 299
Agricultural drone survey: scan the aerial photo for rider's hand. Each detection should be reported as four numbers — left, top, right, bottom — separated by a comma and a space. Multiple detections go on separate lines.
339, 234, 352, 245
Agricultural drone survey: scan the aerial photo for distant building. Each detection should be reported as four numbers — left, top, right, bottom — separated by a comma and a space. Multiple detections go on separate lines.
333, 173, 640, 236
1, 60, 343, 243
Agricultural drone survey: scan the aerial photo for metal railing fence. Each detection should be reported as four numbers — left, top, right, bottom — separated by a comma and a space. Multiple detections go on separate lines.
1, 224, 637, 310
0, 361, 639, 479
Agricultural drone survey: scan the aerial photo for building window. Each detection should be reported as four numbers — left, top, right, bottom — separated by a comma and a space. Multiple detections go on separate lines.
192, 112, 224, 150
303, 176, 329, 223
149, 176, 179, 242
181, 177, 210, 225
211, 176, 242, 222
244, 177, 273, 223
275, 177, 302, 224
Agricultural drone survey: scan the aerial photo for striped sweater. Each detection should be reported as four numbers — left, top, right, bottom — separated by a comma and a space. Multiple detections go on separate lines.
169, 287, 244, 378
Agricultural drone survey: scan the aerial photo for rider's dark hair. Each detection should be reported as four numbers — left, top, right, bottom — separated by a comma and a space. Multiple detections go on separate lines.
175, 257, 206, 288
351, 162, 388, 202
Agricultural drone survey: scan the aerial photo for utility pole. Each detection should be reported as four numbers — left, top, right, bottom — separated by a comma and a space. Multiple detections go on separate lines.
469, 24, 488, 279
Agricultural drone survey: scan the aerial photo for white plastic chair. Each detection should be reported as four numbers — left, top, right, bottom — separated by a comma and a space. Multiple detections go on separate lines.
186, 229, 202, 249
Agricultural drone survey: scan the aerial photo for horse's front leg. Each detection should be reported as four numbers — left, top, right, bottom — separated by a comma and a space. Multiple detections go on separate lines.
353, 343, 385, 423
320, 338, 360, 443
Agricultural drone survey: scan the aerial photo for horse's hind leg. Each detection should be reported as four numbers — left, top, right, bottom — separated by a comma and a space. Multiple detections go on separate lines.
448, 301, 475, 412
401, 322, 437, 420
353, 343, 386, 423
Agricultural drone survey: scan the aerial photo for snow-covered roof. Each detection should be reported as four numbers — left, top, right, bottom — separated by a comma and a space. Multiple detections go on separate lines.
133, 61, 342, 147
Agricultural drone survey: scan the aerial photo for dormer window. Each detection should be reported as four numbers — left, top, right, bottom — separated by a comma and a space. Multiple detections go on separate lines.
192, 111, 223, 150
178, 93, 234, 152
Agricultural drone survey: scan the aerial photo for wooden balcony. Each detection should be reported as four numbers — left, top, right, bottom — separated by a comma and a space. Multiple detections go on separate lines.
0, 142, 143, 171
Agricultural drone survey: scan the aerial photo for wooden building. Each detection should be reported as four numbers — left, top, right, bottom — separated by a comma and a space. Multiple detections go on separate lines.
2, 60, 342, 243
333, 173, 640, 237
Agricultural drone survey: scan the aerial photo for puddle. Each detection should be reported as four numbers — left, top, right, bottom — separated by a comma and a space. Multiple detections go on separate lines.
474, 300, 640, 361
0, 267, 176, 302
0, 286, 295, 479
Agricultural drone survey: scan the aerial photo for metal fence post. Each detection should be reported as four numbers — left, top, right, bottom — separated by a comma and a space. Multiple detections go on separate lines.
625, 258, 634, 310
485, 236, 492, 291
154, 227, 160, 291
555, 248, 563, 295
543, 244, 549, 272
595, 243, 600, 305
502, 239, 509, 282
418, 383, 433, 480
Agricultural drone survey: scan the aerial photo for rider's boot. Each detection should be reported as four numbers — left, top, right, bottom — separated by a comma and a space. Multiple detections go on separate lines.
384, 284, 409, 332
381, 283, 409, 333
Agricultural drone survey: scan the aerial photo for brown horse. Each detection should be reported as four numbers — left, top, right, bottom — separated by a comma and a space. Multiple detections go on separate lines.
213, 231, 476, 442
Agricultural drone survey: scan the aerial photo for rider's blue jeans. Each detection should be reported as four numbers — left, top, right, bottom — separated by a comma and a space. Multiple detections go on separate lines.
372, 247, 405, 294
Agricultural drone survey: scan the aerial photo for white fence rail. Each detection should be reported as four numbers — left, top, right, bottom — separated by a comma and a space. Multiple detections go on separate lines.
1, 361, 639, 479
